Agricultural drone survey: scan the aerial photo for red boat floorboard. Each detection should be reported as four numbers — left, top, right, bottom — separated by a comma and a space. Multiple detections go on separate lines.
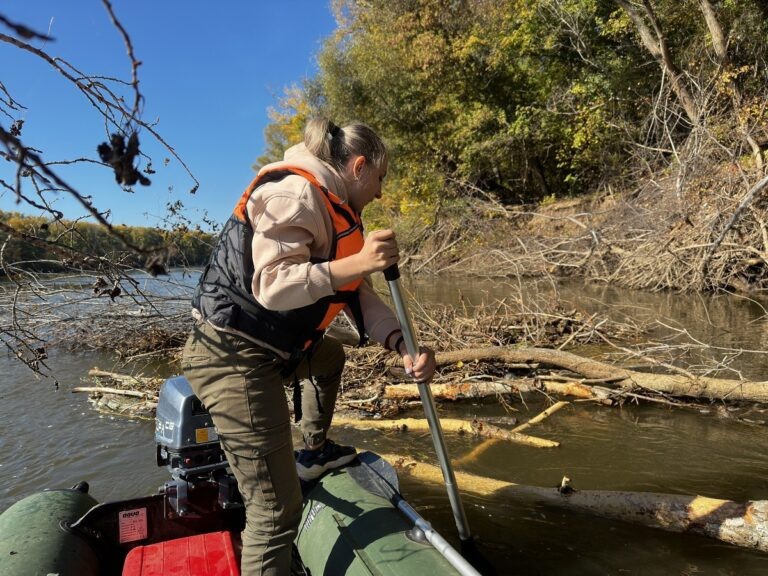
122, 531, 240, 576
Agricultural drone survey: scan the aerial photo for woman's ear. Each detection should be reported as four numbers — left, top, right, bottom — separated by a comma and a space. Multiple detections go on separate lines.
352, 155, 366, 180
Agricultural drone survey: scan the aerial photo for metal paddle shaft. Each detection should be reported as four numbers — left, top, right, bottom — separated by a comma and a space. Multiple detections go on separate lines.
384, 264, 472, 542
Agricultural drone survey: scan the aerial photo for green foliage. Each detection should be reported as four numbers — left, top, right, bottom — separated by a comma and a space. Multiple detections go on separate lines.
0, 211, 214, 274
257, 83, 321, 169
260, 0, 768, 213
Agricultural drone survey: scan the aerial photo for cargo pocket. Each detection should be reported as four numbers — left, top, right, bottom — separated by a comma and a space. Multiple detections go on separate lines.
181, 326, 218, 370
218, 424, 298, 511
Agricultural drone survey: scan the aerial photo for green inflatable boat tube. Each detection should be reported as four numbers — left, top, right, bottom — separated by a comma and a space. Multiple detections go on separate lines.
0, 486, 99, 576
296, 460, 460, 575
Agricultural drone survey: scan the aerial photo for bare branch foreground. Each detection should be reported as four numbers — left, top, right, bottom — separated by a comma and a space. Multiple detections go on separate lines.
1, 3, 204, 377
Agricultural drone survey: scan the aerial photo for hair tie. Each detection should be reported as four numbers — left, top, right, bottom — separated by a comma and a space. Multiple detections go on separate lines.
329, 124, 341, 139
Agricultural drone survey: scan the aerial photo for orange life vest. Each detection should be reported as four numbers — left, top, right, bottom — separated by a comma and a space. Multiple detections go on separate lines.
191, 166, 367, 360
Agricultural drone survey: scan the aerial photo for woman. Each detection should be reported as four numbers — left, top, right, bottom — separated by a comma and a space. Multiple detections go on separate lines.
181, 118, 436, 576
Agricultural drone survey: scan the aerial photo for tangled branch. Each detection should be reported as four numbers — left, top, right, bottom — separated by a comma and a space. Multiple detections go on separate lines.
0, 4, 204, 376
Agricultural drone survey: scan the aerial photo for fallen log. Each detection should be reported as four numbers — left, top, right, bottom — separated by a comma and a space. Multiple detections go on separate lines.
456, 401, 570, 464
87, 368, 163, 390
437, 347, 768, 403
536, 380, 600, 400
334, 416, 559, 448
384, 380, 517, 401
511, 401, 570, 433
383, 453, 768, 553
72, 386, 156, 399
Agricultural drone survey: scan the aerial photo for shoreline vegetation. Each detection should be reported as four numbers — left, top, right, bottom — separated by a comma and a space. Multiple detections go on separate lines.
0, 211, 215, 275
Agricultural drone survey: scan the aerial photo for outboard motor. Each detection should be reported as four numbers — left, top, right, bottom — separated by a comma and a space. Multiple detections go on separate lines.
155, 376, 241, 517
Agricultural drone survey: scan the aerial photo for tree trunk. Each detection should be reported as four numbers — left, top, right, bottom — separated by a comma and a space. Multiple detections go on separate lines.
698, 0, 727, 59
614, 0, 699, 125
698, 0, 764, 169
384, 453, 768, 552
334, 416, 559, 448
435, 346, 768, 403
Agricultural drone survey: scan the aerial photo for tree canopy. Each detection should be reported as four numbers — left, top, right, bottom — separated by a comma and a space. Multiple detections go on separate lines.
260, 0, 768, 220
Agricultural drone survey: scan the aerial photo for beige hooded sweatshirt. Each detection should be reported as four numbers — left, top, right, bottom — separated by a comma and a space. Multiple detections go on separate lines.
243, 143, 401, 351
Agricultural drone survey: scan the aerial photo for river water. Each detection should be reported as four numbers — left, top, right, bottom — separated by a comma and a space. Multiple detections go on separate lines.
2, 273, 768, 575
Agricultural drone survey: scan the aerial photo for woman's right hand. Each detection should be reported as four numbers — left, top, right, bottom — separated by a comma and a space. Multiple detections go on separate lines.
329, 229, 399, 288
401, 345, 436, 383
357, 229, 399, 274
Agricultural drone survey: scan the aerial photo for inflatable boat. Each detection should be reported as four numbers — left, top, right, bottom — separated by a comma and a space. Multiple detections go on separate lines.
0, 376, 479, 575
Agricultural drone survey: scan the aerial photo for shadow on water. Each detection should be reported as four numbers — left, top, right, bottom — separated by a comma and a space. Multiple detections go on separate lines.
3, 274, 768, 574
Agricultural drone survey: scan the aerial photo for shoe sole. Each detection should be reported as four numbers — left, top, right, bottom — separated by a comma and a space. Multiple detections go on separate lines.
296, 452, 357, 481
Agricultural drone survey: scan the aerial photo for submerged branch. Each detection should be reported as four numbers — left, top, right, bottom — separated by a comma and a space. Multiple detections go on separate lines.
334, 416, 560, 448
384, 453, 768, 553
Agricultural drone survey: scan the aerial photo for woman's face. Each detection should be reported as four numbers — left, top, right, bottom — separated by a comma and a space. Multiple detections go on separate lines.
347, 155, 387, 214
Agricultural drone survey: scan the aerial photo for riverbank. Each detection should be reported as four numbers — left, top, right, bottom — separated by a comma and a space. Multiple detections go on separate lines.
401, 165, 768, 295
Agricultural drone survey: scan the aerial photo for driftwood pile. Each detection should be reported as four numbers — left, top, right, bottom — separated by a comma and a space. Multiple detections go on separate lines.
408, 168, 768, 295
72, 297, 768, 555
74, 369, 162, 419
76, 290, 768, 419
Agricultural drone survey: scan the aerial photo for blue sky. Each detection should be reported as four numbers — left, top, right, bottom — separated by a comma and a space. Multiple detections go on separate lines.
1, 1, 338, 229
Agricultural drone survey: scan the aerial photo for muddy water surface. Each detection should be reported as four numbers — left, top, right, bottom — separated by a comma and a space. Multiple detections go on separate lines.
2, 274, 768, 575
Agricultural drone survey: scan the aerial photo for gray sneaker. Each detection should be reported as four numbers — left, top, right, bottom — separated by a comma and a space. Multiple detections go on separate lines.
295, 440, 357, 481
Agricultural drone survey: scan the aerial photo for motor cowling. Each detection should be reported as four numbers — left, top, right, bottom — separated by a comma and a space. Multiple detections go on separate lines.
155, 376, 240, 516
155, 376, 227, 476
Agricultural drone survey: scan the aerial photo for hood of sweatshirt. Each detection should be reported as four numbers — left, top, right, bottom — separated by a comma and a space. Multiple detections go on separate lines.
258, 143, 350, 204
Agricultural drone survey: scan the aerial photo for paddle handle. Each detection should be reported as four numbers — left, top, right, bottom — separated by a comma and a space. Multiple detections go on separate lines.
384, 264, 472, 542
383, 265, 419, 359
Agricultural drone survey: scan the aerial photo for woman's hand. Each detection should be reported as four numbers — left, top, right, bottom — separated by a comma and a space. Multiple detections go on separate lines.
357, 229, 398, 274
401, 345, 436, 383
329, 229, 398, 288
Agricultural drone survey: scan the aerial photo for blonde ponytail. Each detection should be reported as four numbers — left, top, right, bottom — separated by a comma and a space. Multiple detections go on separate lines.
304, 117, 386, 172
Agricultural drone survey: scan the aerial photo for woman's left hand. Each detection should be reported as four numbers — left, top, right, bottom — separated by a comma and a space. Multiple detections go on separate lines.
401, 346, 436, 383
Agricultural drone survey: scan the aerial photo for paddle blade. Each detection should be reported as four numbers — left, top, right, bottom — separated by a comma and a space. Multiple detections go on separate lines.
347, 451, 402, 501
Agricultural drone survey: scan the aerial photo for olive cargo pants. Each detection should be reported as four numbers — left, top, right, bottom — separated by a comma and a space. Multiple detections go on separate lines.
181, 321, 345, 576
